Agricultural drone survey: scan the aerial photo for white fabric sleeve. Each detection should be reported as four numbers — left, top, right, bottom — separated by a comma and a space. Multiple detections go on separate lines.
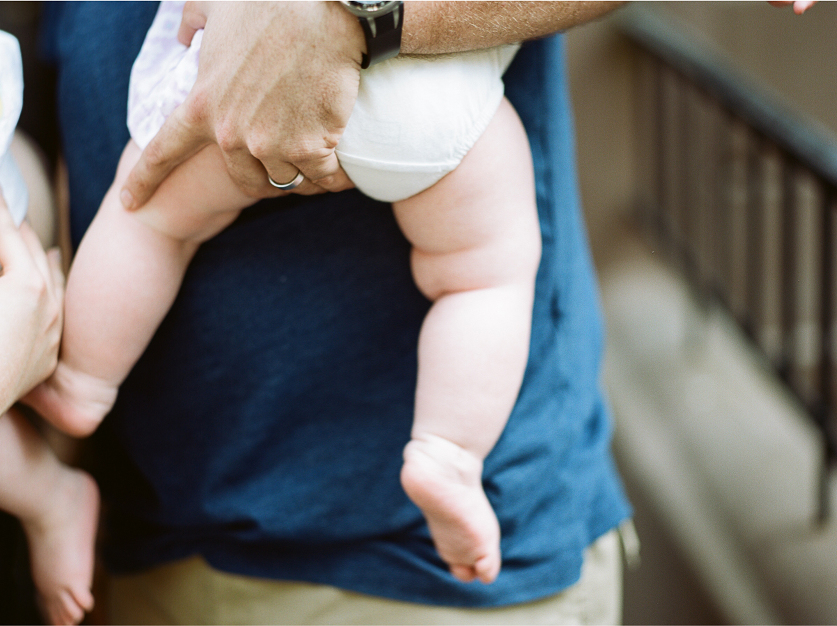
127, 0, 198, 150
0, 30, 27, 226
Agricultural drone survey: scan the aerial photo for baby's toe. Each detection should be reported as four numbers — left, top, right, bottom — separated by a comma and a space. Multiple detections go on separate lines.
71, 585, 95, 612
474, 553, 501, 584
58, 589, 85, 625
450, 563, 478, 583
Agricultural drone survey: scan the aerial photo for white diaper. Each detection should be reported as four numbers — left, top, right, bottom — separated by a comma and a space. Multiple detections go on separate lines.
0, 30, 27, 226
336, 45, 517, 202
128, 1, 517, 203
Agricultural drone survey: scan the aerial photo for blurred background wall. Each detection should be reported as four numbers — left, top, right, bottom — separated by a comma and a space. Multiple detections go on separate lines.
567, 3, 837, 623
569, 1, 837, 266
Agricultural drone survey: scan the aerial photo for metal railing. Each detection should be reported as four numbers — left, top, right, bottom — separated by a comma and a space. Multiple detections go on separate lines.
619, 7, 837, 522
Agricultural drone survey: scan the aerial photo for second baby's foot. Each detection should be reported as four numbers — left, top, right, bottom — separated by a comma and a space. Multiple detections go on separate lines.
400, 434, 501, 584
24, 361, 117, 437
21, 468, 100, 625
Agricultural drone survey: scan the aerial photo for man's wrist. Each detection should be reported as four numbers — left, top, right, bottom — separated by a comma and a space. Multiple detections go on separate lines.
400, 1, 625, 55
327, 1, 368, 68
339, 1, 403, 68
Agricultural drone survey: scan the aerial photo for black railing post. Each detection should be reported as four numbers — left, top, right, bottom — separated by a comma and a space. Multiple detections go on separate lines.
714, 108, 735, 312
620, 6, 837, 525
745, 132, 765, 344
678, 73, 696, 283
779, 156, 799, 384
652, 57, 667, 245
817, 189, 837, 522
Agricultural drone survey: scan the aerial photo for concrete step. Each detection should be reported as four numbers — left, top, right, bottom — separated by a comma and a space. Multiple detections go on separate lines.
601, 246, 837, 624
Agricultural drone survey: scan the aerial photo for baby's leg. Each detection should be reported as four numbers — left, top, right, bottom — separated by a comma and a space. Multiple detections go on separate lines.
393, 98, 541, 584
25, 142, 253, 437
0, 408, 99, 625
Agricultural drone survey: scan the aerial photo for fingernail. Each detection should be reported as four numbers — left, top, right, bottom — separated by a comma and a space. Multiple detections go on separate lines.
120, 188, 135, 209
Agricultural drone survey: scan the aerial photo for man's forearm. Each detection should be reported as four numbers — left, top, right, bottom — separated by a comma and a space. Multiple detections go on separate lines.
401, 1, 625, 55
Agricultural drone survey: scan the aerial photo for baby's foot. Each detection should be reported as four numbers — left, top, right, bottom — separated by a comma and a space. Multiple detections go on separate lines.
21, 467, 99, 626
24, 361, 117, 437
401, 434, 501, 584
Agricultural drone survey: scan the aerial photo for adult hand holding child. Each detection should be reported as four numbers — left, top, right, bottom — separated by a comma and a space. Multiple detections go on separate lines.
0, 198, 64, 412
118, 1, 360, 208
0, 193, 98, 626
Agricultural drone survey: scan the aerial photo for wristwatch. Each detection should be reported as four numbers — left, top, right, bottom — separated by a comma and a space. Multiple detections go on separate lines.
339, 0, 403, 69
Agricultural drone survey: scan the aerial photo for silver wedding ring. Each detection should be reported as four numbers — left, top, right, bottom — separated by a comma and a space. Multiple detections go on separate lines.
268, 169, 305, 191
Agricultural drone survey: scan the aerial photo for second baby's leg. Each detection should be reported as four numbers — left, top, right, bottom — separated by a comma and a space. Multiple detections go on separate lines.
393, 98, 541, 584
0, 408, 99, 625
25, 142, 252, 437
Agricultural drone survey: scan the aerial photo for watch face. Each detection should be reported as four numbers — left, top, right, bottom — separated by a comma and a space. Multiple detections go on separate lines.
343, 0, 400, 16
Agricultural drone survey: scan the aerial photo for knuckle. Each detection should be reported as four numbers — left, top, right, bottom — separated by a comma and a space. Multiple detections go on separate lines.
322, 130, 343, 152
290, 146, 332, 173
50, 296, 62, 321
181, 90, 209, 128
22, 278, 49, 313
215, 131, 236, 155
215, 117, 241, 154
287, 136, 327, 162
247, 135, 273, 162
141, 141, 164, 168
27, 271, 48, 296
311, 174, 337, 189
300, 155, 341, 184
46, 339, 59, 367
142, 140, 170, 171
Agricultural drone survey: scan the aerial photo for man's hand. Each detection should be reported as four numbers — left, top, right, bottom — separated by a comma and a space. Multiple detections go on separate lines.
0, 200, 65, 413
120, 1, 361, 210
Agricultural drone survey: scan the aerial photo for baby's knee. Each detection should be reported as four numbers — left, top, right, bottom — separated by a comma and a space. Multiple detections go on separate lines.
411, 230, 541, 302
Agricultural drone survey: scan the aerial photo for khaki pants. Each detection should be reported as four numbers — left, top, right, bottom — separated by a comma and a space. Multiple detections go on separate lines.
107, 530, 624, 625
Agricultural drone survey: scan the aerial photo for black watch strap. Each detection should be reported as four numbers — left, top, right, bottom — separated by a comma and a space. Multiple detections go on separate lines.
358, 3, 402, 69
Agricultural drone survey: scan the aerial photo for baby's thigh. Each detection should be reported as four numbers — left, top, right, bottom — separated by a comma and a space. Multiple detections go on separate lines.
393, 99, 537, 255
113, 141, 249, 243
393, 100, 541, 297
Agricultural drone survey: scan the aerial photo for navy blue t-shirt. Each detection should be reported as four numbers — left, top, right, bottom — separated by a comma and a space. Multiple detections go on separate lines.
43, 1, 630, 607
